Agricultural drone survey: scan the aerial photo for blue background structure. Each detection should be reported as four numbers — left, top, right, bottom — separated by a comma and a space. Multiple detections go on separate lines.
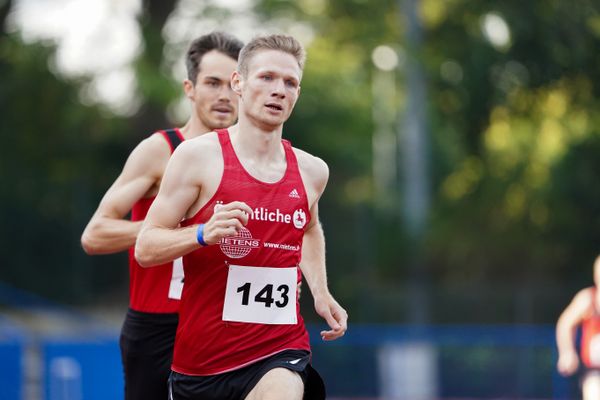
0, 316, 581, 400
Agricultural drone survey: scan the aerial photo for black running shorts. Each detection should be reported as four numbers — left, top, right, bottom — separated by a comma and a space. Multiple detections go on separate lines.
168, 349, 326, 400
120, 308, 179, 400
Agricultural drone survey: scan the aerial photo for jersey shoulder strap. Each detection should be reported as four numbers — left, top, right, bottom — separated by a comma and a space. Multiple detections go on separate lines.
161, 128, 183, 153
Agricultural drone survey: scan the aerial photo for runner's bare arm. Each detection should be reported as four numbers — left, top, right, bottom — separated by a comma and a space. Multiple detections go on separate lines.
81, 134, 170, 254
302, 211, 348, 341
297, 150, 348, 341
556, 288, 593, 376
135, 139, 253, 267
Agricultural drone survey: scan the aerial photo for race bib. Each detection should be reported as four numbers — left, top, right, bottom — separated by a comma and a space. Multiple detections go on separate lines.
223, 265, 297, 325
168, 257, 184, 300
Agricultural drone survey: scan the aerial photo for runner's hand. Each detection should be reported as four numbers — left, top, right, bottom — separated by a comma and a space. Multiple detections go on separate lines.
557, 351, 579, 376
202, 201, 253, 245
314, 293, 347, 341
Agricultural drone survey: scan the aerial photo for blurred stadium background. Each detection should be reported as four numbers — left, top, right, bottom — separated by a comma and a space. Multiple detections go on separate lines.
1, 0, 599, 398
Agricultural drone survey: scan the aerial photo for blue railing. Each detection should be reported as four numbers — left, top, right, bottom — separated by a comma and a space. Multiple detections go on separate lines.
0, 307, 580, 400
306, 324, 575, 399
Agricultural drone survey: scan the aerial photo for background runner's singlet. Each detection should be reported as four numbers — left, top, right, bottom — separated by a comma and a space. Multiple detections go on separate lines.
582, 288, 600, 368
127, 128, 184, 313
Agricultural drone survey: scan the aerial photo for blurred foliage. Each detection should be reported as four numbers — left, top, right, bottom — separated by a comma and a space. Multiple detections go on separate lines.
424, 0, 600, 291
0, 35, 131, 303
1, 0, 599, 323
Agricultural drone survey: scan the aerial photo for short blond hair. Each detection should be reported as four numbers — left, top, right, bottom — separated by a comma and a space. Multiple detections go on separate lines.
237, 34, 306, 78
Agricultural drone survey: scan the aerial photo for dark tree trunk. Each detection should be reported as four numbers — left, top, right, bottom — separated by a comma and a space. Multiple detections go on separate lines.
129, 0, 178, 143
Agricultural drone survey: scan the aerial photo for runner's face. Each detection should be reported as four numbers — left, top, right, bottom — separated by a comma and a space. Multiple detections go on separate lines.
238, 50, 301, 130
191, 50, 238, 130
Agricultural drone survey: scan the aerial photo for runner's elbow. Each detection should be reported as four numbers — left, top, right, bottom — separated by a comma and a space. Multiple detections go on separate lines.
134, 241, 157, 267
81, 231, 101, 255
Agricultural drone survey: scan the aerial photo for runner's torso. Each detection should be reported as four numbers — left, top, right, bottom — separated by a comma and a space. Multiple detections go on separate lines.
173, 128, 311, 375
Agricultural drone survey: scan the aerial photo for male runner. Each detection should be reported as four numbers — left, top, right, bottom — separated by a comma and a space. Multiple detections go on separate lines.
81, 32, 243, 400
135, 34, 348, 399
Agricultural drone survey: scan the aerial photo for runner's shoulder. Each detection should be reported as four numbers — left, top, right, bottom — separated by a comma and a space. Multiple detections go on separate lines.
172, 131, 221, 163
293, 147, 329, 185
134, 132, 175, 161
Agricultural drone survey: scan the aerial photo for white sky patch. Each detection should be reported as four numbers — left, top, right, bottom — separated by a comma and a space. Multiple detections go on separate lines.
8, 0, 142, 74
7, 0, 143, 115
481, 12, 511, 51
84, 68, 142, 116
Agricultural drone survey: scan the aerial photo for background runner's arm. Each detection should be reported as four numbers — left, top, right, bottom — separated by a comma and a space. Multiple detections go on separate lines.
556, 288, 591, 376
81, 136, 168, 254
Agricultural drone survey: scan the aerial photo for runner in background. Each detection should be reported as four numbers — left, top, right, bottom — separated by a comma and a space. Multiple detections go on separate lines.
556, 254, 600, 400
80, 32, 243, 400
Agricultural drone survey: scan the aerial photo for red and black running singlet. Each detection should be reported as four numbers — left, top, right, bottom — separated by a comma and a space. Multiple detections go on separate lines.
173, 128, 311, 376
581, 288, 600, 368
127, 128, 184, 313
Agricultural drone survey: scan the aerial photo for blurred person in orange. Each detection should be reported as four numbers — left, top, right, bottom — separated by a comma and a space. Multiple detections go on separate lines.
556, 254, 600, 400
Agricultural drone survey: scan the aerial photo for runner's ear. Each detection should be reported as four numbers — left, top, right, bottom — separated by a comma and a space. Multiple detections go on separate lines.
183, 79, 195, 101
231, 71, 243, 95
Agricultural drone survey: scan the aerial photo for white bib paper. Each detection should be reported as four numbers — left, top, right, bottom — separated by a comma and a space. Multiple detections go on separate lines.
223, 265, 297, 325
168, 257, 184, 300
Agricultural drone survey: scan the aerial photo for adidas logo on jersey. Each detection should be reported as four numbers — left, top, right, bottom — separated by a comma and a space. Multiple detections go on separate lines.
289, 189, 300, 199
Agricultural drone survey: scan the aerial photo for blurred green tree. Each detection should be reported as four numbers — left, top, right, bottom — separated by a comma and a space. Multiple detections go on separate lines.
0, 0, 179, 304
